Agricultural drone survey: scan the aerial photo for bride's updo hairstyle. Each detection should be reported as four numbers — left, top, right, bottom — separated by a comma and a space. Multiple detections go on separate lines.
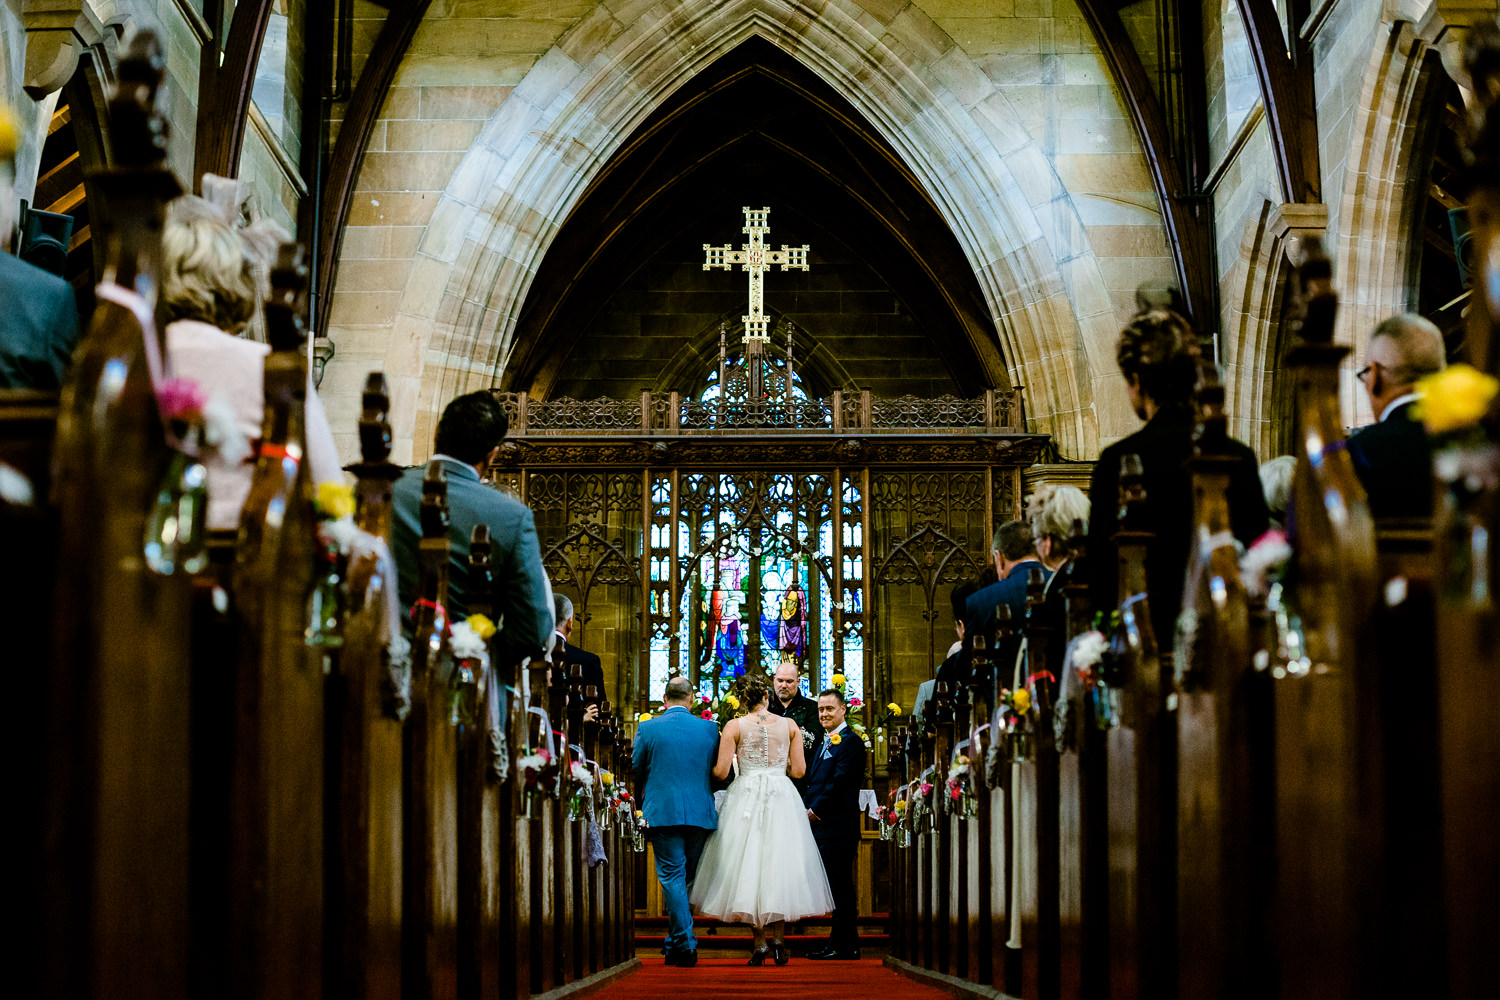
741, 680, 769, 710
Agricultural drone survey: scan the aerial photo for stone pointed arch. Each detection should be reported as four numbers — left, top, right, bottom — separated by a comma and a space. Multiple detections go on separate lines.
391, 0, 1139, 459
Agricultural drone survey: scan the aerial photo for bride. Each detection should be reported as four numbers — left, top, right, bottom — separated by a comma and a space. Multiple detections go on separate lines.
690, 679, 834, 965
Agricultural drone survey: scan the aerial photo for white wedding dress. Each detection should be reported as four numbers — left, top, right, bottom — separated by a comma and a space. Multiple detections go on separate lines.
690, 713, 834, 925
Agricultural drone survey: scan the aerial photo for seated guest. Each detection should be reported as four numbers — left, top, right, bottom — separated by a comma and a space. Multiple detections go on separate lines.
0, 105, 81, 390
553, 593, 602, 722
1087, 308, 1268, 639
1348, 313, 1445, 519
1024, 484, 1092, 679
963, 519, 1044, 636
161, 214, 341, 529
918, 580, 977, 721
391, 391, 553, 663
1259, 455, 1296, 529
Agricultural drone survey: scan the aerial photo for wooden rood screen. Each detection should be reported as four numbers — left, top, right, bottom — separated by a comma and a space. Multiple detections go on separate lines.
487, 389, 1047, 716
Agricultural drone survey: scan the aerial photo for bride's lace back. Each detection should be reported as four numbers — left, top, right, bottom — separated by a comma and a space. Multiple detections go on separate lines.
738, 713, 790, 774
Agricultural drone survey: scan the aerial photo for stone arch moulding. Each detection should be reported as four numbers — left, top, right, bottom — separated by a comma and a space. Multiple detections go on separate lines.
1224, 199, 1326, 458
388, 0, 1129, 462
1334, 7, 1479, 423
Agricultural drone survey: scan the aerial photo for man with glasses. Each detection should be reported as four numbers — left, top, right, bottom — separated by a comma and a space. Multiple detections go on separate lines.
1349, 314, 1446, 518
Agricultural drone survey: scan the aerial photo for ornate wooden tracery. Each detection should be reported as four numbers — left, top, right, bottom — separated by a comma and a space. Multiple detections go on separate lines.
489, 389, 1044, 715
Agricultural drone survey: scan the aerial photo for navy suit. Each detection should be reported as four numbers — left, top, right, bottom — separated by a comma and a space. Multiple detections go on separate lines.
0, 251, 81, 390
802, 723, 865, 951
392, 457, 553, 662
1348, 400, 1434, 519
632, 704, 720, 958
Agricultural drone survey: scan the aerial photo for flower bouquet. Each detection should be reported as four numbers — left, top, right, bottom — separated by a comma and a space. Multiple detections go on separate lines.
945, 754, 979, 819
878, 792, 901, 841
597, 770, 615, 830
305, 481, 359, 652
998, 686, 1034, 763
1415, 365, 1500, 605
567, 761, 594, 821
630, 809, 647, 853
911, 776, 937, 836
143, 377, 224, 577
517, 748, 558, 819
447, 612, 495, 727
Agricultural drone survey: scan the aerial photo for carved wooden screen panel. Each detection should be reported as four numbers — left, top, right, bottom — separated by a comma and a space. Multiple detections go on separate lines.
869, 470, 993, 713
527, 470, 643, 702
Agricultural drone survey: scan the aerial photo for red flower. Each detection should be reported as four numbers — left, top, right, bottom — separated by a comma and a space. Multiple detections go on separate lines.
949, 786, 963, 801
701, 710, 713, 719
849, 697, 863, 707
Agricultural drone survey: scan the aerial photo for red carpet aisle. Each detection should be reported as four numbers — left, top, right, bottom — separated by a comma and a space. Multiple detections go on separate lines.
586, 957, 954, 999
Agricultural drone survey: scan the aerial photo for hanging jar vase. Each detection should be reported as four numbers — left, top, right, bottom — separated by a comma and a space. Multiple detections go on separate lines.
305, 551, 347, 650
448, 658, 479, 727
143, 437, 209, 576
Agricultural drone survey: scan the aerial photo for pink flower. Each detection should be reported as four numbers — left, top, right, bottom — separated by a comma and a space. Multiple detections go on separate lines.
158, 377, 208, 421
919, 781, 934, 796
701, 710, 713, 720
849, 697, 863, 707
949, 786, 963, 801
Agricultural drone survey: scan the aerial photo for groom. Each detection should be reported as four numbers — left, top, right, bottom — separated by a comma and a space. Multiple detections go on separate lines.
803, 687, 866, 959
632, 676, 720, 967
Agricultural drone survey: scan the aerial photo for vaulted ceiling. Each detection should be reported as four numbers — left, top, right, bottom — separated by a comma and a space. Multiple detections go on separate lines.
498, 37, 1006, 397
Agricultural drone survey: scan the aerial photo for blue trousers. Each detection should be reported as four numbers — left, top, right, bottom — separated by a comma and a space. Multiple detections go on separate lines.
648, 825, 711, 957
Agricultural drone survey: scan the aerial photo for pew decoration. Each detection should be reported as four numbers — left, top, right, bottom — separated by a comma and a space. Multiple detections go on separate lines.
305, 481, 356, 650
943, 751, 978, 818
142, 377, 215, 576
1055, 627, 1118, 743
1416, 365, 1500, 603
998, 684, 1034, 763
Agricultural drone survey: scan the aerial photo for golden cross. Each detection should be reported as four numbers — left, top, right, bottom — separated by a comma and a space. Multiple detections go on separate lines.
703, 207, 810, 343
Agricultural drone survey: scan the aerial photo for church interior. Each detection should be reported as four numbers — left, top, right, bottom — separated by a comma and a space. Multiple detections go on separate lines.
2, 2, 1497, 999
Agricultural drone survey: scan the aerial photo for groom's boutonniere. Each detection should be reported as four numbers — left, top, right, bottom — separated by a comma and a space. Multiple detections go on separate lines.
829, 732, 842, 746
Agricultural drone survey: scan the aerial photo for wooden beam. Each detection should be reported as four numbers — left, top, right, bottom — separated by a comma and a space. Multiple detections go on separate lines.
193, 0, 276, 185
1234, 0, 1321, 203
314, 1, 434, 339
1075, 0, 1218, 329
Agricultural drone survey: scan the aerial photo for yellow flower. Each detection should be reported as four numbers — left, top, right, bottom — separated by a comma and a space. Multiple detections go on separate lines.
887, 702, 902, 714
831, 673, 846, 687
1012, 689, 1032, 714
829, 732, 842, 746
465, 613, 497, 640
315, 481, 355, 520
637, 711, 653, 723
635, 809, 643, 820
894, 800, 907, 814
600, 771, 614, 786
725, 694, 739, 709
1415, 365, 1500, 434
0, 104, 17, 163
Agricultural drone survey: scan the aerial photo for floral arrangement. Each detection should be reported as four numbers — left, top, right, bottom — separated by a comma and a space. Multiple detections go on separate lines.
1239, 529, 1293, 600
157, 376, 249, 464
695, 691, 741, 726
143, 377, 245, 577
1415, 365, 1500, 437
518, 748, 559, 818
944, 753, 979, 818
446, 613, 496, 727
829, 673, 879, 747
449, 613, 496, 661
304, 480, 359, 650
567, 761, 595, 821
997, 685, 1035, 763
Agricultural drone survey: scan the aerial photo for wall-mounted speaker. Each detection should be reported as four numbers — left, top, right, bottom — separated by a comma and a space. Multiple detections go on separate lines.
17, 202, 73, 278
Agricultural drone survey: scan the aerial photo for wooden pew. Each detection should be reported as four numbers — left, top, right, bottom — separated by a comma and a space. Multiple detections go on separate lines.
1172, 367, 1270, 1000
1019, 564, 1061, 1000
403, 460, 460, 998
1435, 26, 1500, 1000
1274, 242, 1380, 1000
1103, 457, 1176, 1000
226, 243, 328, 1000
457, 524, 498, 999
41, 31, 194, 999
328, 373, 406, 1000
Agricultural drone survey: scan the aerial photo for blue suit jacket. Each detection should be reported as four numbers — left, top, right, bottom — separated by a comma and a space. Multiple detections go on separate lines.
964, 560, 1048, 635
392, 457, 553, 661
632, 705, 720, 830
0, 252, 81, 390
803, 724, 866, 845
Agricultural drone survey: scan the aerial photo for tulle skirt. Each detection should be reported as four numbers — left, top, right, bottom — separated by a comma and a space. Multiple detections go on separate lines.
690, 768, 834, 925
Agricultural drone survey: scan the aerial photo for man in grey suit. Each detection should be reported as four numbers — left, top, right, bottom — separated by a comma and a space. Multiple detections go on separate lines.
392, 391, 553, 663
632, 675, 720, 967
0, 129, 81, 390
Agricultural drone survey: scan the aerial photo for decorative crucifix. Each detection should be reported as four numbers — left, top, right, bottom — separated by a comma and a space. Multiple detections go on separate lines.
703, 207, 810, 345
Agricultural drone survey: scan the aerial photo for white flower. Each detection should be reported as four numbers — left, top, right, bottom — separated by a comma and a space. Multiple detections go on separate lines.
571, 761, 592, 784
948, 761, 969, 778
1070, 630, 1108, 670
201, 392, 251, 467
800, 727, 815, 748
448, 620, 489, 661
317, 516, 358, 555
517, 752, 551, 774
1240, 529, 1293, 597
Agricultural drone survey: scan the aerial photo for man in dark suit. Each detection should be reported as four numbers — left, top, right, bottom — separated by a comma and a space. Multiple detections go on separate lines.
767, 660, 820, 762
392, 391, 553, 663
632, 675, 720, 967
1087, 308, 1269, 640
802, 687, 866, 960
0, 143, 81, 390
1347, 313, 1445, 519
553, 593, 603, 722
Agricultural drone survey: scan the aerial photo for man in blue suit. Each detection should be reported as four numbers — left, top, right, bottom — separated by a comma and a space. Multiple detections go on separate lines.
802, 687, 866, 959
392, 391, 553, 663
632, 675, 720, 967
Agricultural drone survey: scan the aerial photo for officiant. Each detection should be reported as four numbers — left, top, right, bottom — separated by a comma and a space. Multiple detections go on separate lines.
767, 660, 821, 770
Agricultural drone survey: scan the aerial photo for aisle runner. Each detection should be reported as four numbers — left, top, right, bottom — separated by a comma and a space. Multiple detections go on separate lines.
588, 957, 953, 999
